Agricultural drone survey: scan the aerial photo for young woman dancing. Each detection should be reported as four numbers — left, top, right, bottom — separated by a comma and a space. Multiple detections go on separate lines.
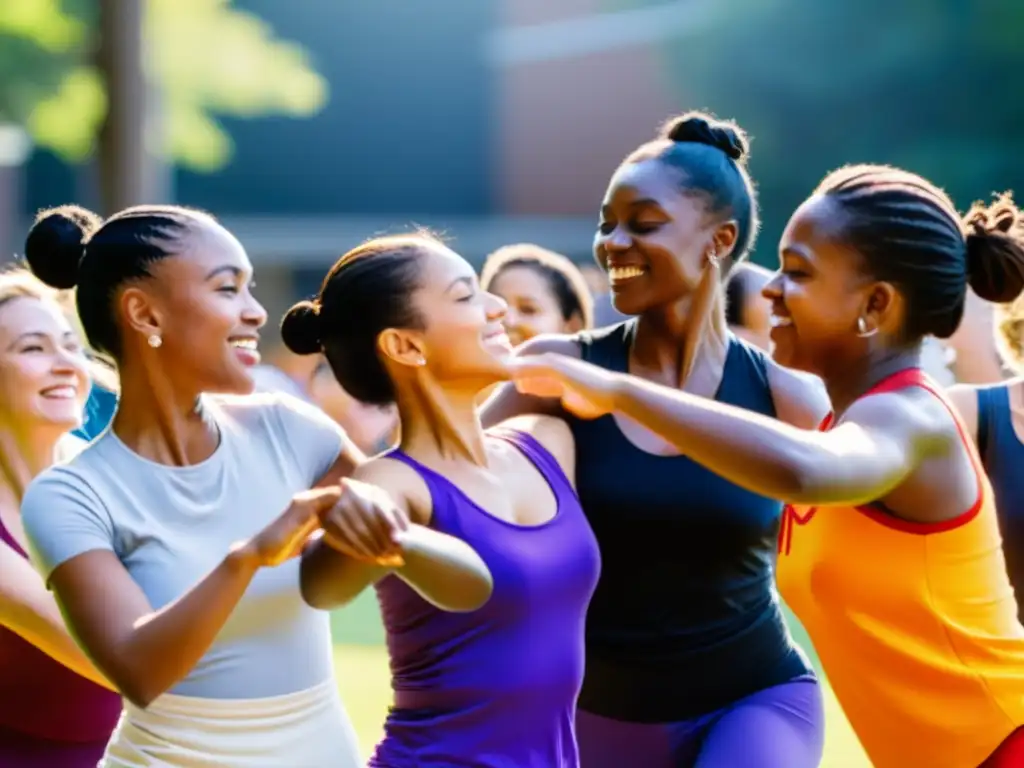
483, 112, 828, 767
19, 205, 490, 767
506, 165, 1024, 768
297, 233, 600, 767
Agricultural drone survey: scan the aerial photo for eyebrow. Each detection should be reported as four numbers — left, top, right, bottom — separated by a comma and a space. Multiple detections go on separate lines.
781, 245, 812, 261
6, 330, 76, 352
601, 198, 664, 216
205, 265, 244, 281
445, 276, 475, 293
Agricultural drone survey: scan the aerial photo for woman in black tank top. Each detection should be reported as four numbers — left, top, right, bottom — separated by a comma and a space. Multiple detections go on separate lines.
483, 112, 829, 768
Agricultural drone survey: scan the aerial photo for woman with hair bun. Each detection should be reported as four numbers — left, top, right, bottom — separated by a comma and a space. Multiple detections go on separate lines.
506, 166, 1024, 767
484, 112, 828, 767
18, 204, 490, 766
295, 232, 601, 767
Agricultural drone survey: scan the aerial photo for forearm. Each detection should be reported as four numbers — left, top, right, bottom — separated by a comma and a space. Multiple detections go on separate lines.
613, 375, 815, 501
115, 548, 259, 706
393, 526, 492, 612
299, 537, 386, 610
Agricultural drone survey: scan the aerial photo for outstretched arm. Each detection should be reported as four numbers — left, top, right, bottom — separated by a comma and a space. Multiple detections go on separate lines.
508, 354, 950, 507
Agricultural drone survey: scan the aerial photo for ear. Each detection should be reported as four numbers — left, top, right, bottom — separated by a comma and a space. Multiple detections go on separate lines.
863, 281, 900, 333
711, 220, 739, 262
377, 327, 428, 369
120, 286, 164, 340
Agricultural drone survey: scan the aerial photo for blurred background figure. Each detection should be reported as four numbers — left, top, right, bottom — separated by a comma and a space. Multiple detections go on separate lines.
480, 243, 594, 345
0, 269, 120, 767
309, 360, 397, 456
725, 262, 772, 350
949, 287, 1024, 621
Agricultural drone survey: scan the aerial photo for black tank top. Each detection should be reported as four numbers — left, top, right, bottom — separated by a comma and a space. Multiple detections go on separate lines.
568, 321, 811, 722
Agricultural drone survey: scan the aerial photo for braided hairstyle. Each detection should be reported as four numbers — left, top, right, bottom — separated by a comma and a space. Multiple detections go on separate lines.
815, 164, 1024, 341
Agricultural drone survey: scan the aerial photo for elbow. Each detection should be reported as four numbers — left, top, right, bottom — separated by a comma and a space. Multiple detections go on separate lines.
453, 570, 494, 613
116, 673, 165, 710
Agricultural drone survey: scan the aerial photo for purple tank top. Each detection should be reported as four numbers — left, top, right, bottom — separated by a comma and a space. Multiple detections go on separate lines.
0, 516, 122, 754
368, 429, 600, 768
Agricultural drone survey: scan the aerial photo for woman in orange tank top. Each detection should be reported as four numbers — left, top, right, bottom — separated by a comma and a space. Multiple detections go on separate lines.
505, 164, 1024, 768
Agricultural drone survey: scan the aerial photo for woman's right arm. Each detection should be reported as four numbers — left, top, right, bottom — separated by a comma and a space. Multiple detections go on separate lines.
480, 334, 581, 428
0, 543, 113, 690
23, 476, 343, 710
300, 467, 493, 613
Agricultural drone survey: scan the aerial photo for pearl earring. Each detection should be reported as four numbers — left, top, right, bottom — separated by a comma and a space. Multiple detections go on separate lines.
148, 334, 162, 349
856, 317, 878, 338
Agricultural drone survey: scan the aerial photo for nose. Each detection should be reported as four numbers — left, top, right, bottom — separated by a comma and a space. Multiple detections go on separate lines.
597, 225, 631, 253
485, 291, 508, 321
762, 272, 783, 300
502, 306, 520, 328
243, 293, 268, 329
52, 345, 87, 377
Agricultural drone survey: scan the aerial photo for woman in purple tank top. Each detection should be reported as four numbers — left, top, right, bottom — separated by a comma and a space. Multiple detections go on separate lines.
295, 233, 601, 768
0, 269, 121, 766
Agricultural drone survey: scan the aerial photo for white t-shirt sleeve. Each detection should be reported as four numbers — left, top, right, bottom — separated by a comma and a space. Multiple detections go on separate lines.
21, 468, 116, 585
269, 393, 349, 486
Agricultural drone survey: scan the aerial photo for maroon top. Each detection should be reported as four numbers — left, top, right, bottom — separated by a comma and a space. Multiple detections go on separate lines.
0, 515, 122, 744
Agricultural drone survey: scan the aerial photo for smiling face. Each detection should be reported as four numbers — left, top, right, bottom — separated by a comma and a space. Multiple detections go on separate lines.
0, 295, 89, 431
380, 244, 513, 394
764, 195, 898, 376
127, 220, 268, 395
594, 159, 727, 316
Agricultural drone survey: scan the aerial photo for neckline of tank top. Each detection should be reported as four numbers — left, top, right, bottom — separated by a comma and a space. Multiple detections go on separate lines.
386, 436, 567, 532
613, 321, 745, 396
101, 398, 228, 474
0, 507, 27, 558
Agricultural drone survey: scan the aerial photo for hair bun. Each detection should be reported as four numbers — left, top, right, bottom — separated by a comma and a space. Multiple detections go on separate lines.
661, 112, 749, 163
280, 300, 323, 355
23, 205, 100, 290
964, 194, 1024, 304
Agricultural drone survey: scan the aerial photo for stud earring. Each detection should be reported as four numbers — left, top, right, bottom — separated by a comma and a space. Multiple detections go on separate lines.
707, 250, 720, 268
856, 317, 878, 338
148, 334, 162, 349
416, 357, 426, 367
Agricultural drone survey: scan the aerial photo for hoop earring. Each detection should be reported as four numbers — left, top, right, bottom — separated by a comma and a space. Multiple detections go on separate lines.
856, 317, 878, 338
148, 334, 163, 349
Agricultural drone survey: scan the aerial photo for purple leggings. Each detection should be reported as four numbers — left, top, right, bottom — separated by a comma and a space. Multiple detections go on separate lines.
576, 675, 824, 768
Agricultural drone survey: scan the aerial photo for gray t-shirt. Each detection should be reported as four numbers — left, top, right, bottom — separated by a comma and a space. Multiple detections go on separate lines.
21, 392, 345, 700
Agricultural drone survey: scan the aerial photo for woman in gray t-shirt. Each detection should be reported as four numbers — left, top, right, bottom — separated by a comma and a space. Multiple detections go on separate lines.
18, 204, 492, 767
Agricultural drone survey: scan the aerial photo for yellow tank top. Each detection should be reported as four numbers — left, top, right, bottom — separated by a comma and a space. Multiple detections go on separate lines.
777, 369, 1024, 768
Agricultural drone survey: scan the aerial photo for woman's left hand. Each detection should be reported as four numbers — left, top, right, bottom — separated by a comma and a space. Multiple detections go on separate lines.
504, 353, 620, 419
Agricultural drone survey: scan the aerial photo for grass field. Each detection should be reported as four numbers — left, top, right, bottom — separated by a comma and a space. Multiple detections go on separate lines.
330, 593, 872, 767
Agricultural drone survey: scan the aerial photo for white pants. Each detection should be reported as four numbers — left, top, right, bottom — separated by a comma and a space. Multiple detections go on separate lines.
102, 679, 362, 767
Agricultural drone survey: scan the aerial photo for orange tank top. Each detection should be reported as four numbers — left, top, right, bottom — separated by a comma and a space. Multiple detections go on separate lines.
777, 368, 1024, 768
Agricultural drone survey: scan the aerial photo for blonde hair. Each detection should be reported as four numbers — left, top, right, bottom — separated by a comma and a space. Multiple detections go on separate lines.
995, 293, 1024, 374
0, 267, 118, 392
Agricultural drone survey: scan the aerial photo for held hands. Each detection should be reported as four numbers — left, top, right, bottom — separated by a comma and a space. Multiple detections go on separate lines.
247, 486, 345, 568
504, 353, 620, 419
319, 478, 410, 567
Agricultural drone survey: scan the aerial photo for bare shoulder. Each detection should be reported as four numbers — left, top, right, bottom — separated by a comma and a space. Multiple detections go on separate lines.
945, 383, 980, 442
845, 387, 958, 452
765, 360, 831, 429
514, 333, 582, 360
350, 456, 432, 524
493, 415, 575, 485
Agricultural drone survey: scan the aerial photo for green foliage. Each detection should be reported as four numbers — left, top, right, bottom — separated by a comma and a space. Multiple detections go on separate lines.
0, 0, 328, 169
614, 0, 1024, 264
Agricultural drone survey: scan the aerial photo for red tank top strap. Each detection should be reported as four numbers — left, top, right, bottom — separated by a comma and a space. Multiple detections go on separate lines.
859, 366, 986, 533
